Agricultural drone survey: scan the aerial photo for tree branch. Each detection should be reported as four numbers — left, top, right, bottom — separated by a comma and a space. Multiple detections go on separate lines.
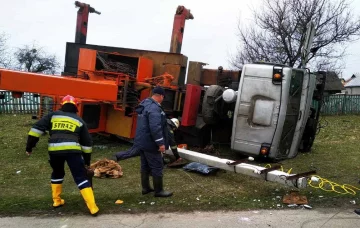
230, 0, 360, 71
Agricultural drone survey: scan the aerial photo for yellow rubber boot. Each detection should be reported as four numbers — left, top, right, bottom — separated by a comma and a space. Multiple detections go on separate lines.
80, 187, 99, 215
51, 184, 65, 207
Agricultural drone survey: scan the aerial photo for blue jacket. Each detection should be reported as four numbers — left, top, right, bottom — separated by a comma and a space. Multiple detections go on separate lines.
133, 98, 168, 152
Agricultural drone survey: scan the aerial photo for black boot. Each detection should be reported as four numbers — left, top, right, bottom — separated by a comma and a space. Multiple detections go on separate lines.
355, 209, 360, 215
141, 172, 154, 195
153, 176, 173, 197
108, 155, 118, 162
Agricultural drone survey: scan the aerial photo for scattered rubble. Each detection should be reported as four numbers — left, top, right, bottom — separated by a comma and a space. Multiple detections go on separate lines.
287, 204, 298, 208
115, 200, 124, 204
282, 191, 308, 205
239, 217, 250, 222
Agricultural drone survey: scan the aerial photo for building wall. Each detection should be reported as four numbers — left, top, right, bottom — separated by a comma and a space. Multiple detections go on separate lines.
346, 87, 360, 95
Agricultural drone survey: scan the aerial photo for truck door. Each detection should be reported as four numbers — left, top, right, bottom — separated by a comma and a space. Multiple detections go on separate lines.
288, 72, 316, 158
276, 69, 304, 159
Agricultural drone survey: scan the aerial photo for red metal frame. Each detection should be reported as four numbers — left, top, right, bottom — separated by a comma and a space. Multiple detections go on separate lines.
77, 100, 108, 133
137, 57, 154, 82
181, 84, 202, 126
169, 6, 194, 54
77, 48, 153, 82
74, 1, 100, 44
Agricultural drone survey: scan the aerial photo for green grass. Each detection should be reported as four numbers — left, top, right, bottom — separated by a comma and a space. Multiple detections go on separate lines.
0, 114, 359, 217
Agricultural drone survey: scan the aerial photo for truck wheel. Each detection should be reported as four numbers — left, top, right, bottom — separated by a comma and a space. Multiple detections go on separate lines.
202, 85, 223, 124
300, 137, 314, 153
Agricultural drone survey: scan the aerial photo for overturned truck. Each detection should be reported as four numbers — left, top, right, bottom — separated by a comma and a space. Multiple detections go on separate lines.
0, 3, 324, 188
180, 62, 326, 161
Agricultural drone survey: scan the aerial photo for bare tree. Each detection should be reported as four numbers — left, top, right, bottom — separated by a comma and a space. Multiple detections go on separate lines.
0, 32, 12, 68
231, 0, 360, 72
14, 43, 60, 74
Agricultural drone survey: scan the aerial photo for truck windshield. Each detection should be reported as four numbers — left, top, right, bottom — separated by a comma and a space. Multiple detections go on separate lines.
277, 69, 304, 158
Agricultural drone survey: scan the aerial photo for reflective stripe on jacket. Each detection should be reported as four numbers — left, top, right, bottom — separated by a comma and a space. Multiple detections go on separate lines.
28, 110, 92, 154
133, 98, 168, 152
167, 124, 177, 150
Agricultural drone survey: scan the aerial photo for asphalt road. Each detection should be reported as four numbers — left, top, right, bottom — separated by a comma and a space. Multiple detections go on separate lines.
1, 208, 359, 228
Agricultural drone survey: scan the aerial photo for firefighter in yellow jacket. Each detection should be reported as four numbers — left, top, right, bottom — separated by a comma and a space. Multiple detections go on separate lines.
25, 95, 99, 216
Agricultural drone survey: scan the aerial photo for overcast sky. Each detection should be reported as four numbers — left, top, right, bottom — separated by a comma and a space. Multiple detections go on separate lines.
1, 0, 360, 79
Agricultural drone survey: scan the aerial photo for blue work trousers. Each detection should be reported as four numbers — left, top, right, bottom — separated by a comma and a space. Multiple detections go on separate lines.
49, 153, 91, 190
115, 146, 141, 161
140, 149, 164, 177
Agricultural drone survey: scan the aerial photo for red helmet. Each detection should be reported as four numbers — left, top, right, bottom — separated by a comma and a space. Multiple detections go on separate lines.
61, 95, 79, 106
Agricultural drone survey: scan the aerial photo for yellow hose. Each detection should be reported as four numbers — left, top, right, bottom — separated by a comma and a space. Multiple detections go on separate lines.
265, 164, 360, 195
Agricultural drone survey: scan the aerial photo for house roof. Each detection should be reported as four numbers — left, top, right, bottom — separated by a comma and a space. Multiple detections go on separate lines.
342, 74, 357, 86
342, 75, 355, 85
344, 76, 360, 88
317, 71, 344, 91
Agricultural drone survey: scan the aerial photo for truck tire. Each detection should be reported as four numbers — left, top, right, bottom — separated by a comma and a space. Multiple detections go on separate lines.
202, 85, 223, 124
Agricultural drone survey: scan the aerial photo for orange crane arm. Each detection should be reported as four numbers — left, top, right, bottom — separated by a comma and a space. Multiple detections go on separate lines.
0, 69, 118, 102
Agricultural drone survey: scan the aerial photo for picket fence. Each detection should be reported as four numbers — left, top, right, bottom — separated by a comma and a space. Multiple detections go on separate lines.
1, 91, 360, 116
0, 91, 40, 114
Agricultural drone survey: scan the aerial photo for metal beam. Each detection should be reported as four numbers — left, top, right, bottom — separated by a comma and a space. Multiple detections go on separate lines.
0, 69, 118, 102
166, 148, 309, 188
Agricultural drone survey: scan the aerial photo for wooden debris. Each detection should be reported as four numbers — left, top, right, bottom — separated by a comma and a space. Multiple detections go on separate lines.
90, 159, 123, 178
282, 191, 308, 205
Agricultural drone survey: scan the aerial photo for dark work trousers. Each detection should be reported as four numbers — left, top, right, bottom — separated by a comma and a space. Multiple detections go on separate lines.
140, 149, 164, 177
49, 153, 91, 190
115, 146, 141, 161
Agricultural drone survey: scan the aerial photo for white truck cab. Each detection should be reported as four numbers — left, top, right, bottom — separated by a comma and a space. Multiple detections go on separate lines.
229, 63, 316, 160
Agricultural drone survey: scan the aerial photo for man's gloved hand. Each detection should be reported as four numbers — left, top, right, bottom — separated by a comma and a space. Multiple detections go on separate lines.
85, 165, 94, 177
26, 135, 38, 155
25, 147, 32, 156
82, 152, 91, 166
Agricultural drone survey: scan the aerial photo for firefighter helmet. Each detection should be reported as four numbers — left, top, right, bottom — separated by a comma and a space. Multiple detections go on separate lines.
61, 95, 79, 106
170, 118, 180, 129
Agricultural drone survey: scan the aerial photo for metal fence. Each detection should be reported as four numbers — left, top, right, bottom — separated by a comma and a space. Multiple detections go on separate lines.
316, 94, 360, 115
1, 91, 360, 116
0, 91, 40, 114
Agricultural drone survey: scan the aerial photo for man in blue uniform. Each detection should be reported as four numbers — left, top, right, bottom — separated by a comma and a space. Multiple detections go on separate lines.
133, 86, 173, 197
25, 95, 99, 215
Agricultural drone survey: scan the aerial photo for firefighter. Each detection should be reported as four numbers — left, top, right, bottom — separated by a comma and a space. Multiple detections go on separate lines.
112, 117, 183, 167
133, 86, 173, 197
166, 118, 183, 166
25, 95, 99, 216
